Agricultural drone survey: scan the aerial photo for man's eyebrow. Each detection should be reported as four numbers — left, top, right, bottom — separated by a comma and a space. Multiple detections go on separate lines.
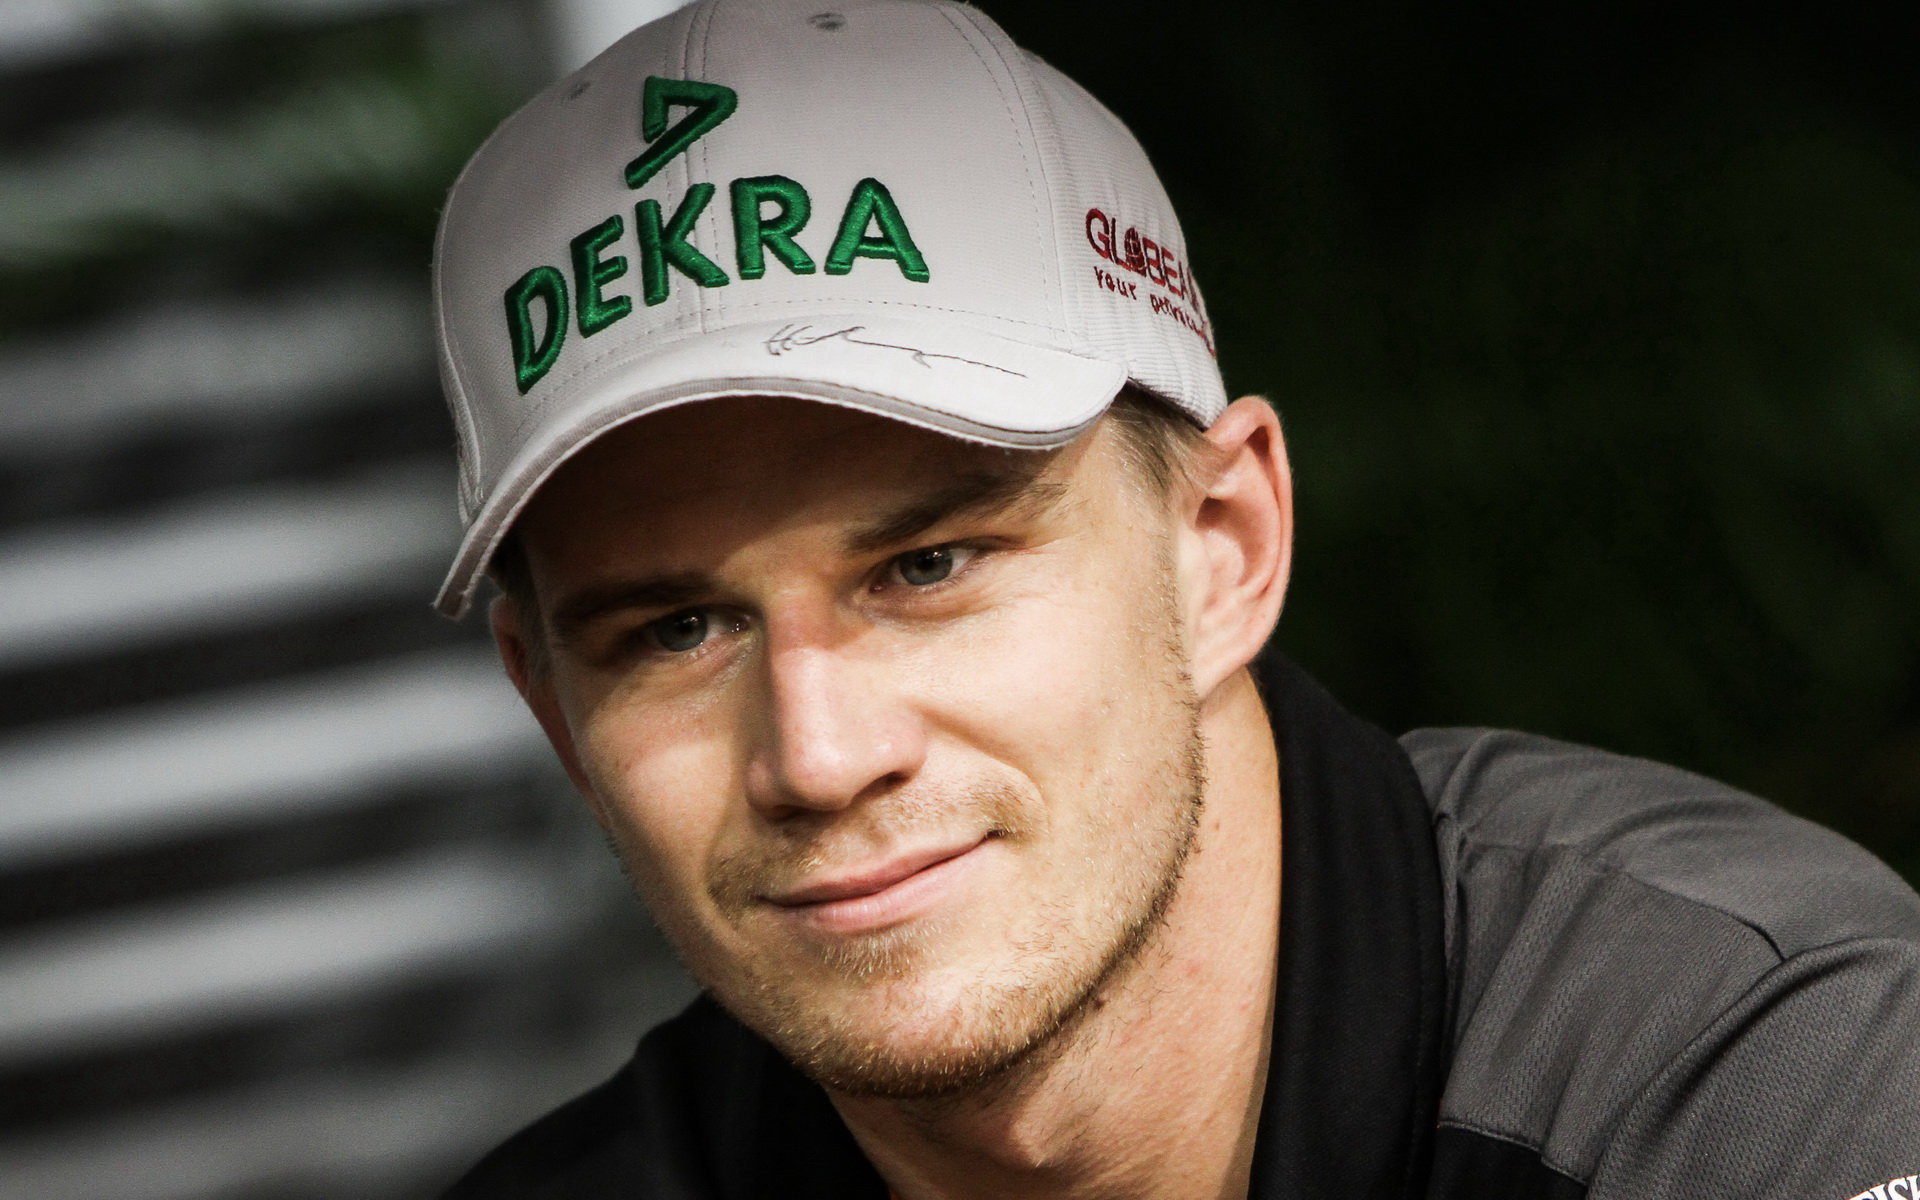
548, 571, 713, 638
543, 467, 1063, 636
842, 464, 1067, 557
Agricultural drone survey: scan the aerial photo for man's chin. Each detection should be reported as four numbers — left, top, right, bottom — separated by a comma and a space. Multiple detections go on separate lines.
695, 952, 1072, 1100
769, 983, 1072, 1100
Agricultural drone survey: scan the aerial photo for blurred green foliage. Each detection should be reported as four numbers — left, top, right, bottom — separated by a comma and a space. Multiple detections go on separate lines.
998, 3, 1920, 881
0, 4, 543, 336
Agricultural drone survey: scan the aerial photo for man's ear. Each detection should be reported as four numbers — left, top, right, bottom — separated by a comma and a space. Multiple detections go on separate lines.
1178, 396, 1294, 699
490, 595, 608, 820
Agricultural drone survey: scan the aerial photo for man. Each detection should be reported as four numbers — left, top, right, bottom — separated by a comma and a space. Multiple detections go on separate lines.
430, 1, 1920, 1196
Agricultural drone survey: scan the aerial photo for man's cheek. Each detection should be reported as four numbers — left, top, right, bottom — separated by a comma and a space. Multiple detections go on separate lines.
944, 581, 1115, 692
579, 697, 721, 799
573, 731, 728, 890
610, 816, 720, 934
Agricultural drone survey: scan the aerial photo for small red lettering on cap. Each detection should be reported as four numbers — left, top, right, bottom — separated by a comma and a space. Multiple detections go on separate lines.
1082, 205, 1213, 355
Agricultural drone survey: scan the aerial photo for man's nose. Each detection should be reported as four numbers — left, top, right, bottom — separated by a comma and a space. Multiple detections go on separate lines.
742, 621, 928, 819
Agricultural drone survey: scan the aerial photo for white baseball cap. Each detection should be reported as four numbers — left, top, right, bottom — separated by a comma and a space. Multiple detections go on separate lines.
431, 0, 1227, 617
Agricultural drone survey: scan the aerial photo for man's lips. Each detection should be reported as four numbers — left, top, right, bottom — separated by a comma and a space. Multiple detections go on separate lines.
763, 837, 989, 908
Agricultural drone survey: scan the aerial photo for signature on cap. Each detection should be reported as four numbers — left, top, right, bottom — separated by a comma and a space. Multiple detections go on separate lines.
762, 324, 1027, 378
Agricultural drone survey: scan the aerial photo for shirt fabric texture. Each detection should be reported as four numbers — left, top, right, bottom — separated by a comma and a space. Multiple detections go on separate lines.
442, 654, 1920, 1199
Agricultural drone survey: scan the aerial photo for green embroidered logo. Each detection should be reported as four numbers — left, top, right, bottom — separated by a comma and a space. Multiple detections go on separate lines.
502, 75, 932, 394
732, 175, 815, 280
503, 266, 568, 395
825, 178, 929, 282
625, 77, 739, 189
569, 215, 633, 337
637, 182, 730, 305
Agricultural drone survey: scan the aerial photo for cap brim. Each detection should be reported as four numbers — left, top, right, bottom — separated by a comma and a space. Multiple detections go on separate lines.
434, 313, 1127, 617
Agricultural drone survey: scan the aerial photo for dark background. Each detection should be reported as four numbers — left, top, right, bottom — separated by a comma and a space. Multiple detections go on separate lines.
0, 1, 1913, 1196
995, 0, 1920, 884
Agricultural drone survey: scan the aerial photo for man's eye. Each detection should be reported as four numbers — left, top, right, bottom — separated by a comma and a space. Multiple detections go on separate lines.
888, 544, 976, 587
643, 608, 710, 653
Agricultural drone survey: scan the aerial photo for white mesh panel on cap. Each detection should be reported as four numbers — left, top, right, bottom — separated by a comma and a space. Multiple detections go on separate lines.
1023, 55, 1227, 428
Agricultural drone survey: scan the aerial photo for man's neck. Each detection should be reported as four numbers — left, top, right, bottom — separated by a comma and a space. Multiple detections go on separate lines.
829, 669, 1284, 1200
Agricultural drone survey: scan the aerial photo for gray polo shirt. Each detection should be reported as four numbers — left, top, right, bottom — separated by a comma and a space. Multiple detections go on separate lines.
1409, 726, 1920, 1199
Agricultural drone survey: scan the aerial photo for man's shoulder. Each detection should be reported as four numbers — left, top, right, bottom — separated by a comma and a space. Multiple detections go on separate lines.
1401, 728, 1920, 1197
1401, 726, 1920, 956
439, 995, 752, 1199
439, 994, 883, 1200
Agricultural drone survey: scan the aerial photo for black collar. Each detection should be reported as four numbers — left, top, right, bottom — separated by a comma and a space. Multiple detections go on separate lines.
1250, 652, 1448, 1198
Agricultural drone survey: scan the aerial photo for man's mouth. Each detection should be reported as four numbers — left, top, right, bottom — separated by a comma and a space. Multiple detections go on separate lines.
760, 835, 993, 934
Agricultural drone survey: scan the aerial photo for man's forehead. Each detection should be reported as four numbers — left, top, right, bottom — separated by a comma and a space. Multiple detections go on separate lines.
515, 395, 1090, 563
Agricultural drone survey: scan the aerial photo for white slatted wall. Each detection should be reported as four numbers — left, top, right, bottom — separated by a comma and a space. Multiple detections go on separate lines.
0, 4, 697, 1197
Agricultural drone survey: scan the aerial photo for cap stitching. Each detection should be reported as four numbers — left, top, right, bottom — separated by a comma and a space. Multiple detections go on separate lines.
689, 0, 719, 337
932, 7, 1056, 323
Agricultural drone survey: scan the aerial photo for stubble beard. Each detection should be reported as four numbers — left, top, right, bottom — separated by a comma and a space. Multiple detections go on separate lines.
760, 699, 1207, 1102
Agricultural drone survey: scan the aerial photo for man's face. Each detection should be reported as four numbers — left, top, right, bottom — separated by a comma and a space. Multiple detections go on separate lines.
508, 396, 1208, 1098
